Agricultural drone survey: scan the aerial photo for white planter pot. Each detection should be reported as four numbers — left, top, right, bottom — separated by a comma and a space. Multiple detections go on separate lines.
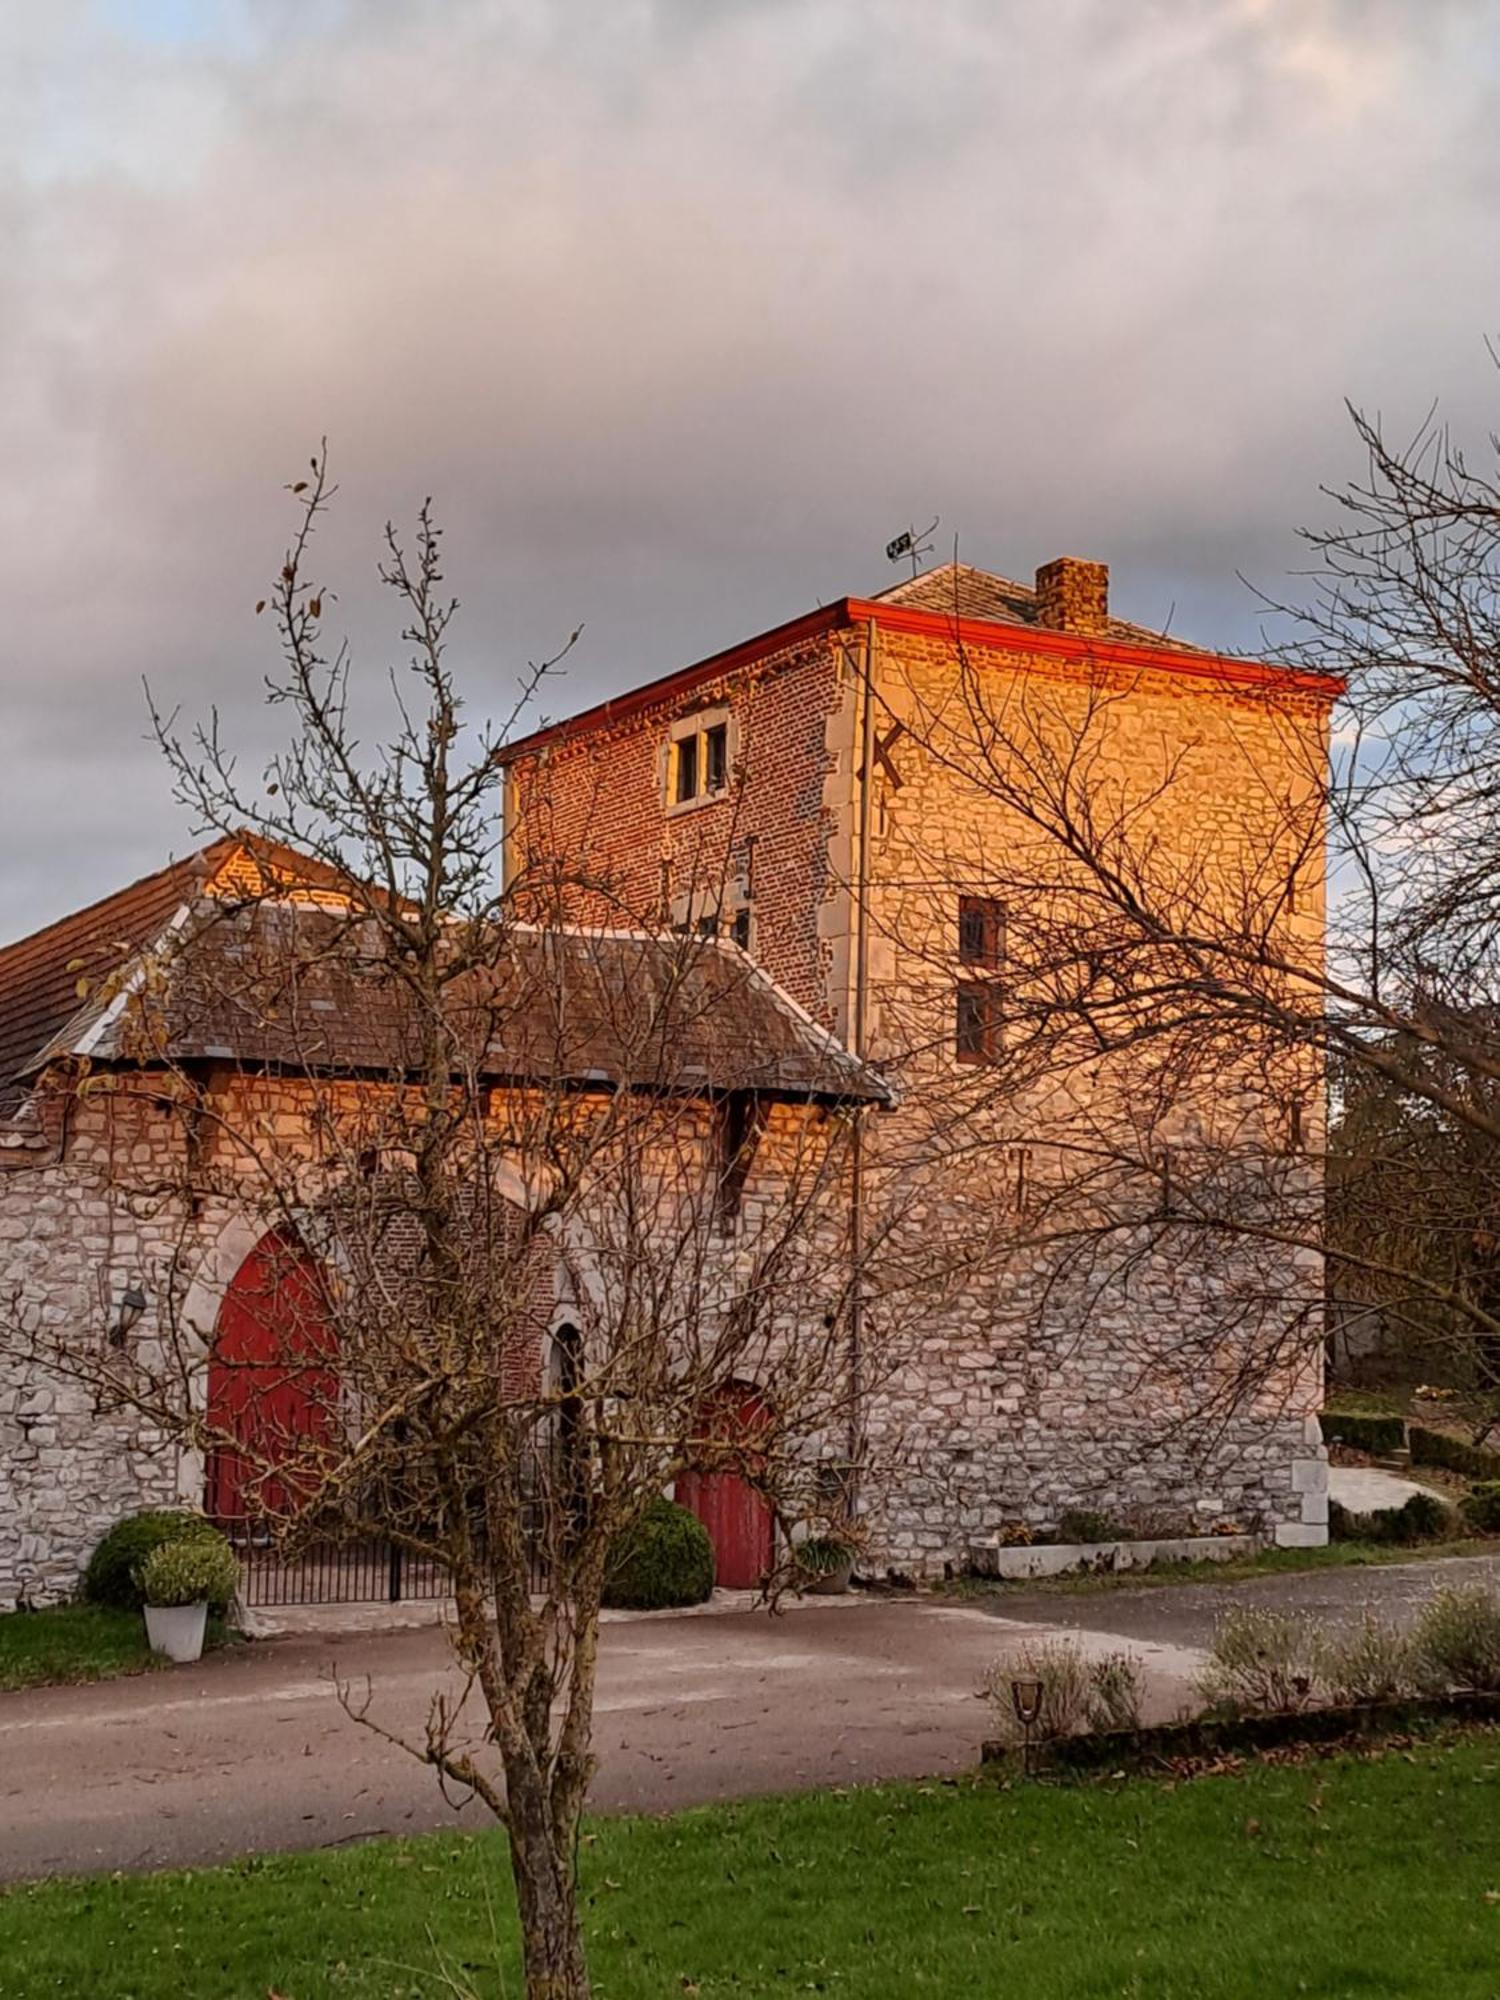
143, 1601, 208, 1663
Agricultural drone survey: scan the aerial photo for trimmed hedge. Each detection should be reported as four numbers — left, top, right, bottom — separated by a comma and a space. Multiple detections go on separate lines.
83, 1511, 235, 1614
1464, 1482, 1500, 1535
1410, 1425, 1500, 1481
1321, 1410, 1407, 1457
1329, 1491, 1455, 1546
602, 1497, 716, 1611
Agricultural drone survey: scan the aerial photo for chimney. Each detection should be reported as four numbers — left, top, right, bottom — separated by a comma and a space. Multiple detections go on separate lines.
1035, 557, 1109, 636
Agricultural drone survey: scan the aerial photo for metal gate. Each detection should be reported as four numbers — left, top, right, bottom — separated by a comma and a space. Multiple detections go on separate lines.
218, 1502, 548, 1608
222, 1525, 452, 1608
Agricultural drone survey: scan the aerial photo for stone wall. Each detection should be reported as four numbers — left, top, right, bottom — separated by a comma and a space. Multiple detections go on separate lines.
853, 625, 1330, 1571
0, 1070, 860, 1607
0, 1090, 192, 1608
507, 609, 1336, 1576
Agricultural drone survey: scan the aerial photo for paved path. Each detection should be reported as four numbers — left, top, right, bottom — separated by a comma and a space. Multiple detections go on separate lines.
961, 1548, 1500, 1651
1329, 1465, 1446, 1512
5, 1553, 1498, 1883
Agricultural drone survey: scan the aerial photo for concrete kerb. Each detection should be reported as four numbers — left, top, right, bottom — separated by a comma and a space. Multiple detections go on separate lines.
240, 1584, 883, 1640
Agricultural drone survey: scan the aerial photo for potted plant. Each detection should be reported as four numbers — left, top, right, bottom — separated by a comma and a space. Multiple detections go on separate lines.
795, 1534, 856, 1595
135, 1537, 240, 1663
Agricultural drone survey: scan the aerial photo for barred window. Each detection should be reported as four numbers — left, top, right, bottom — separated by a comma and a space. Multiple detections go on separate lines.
956, 980, 1004, 1064
958, 895, 1005, 969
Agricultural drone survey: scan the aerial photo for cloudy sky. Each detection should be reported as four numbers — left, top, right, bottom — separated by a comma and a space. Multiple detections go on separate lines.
2, 0, 1498, 939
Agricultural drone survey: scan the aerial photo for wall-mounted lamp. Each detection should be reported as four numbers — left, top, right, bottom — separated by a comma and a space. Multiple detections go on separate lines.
110, 1284, 148, 1349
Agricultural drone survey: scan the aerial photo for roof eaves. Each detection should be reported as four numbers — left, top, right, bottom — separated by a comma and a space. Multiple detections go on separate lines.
25, 900, 196, 1075
496, 601, 856, 764
713, 937, 893, 1106
849, 599, 1346, 697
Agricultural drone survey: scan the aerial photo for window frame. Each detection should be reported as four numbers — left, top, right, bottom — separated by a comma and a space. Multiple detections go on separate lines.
958, 894, 1006, 970
665, 706, 735, 814
955, 978, 1005, 1065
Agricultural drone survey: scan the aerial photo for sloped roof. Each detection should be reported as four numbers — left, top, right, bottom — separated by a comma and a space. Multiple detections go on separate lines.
872, 562, 1209, 655
0, 839, 238, 1115
7, 866, 886, 1109
498, 560, 1248, 764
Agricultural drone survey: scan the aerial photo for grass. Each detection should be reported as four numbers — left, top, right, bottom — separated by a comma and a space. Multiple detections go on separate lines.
0, 1604, 235, 1692
4, 1737, 1500, 1996
941, 1535, 1500, 1598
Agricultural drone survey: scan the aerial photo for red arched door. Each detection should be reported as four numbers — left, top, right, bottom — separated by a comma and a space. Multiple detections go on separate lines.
676, 1382, 774, 1590
205, 1229, 337, 1528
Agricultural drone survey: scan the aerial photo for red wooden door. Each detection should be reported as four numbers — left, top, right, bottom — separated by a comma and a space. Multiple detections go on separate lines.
677, 1382, 774, 1590
206, 1230, 337, 1527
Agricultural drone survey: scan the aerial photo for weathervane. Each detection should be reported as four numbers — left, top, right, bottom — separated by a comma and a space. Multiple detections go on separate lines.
885, 516, 940, 579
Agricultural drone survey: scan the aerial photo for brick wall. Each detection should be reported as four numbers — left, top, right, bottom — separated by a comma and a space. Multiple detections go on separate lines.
505, 631, 852, 1024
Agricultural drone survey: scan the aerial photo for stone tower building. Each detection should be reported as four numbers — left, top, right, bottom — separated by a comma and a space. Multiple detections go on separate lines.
500, 558, 1338, 1569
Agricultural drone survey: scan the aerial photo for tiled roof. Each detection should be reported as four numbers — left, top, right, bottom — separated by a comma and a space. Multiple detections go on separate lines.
9, 869, 886, 1109
872, 563, 1210, 655
0, 840, 240, 1114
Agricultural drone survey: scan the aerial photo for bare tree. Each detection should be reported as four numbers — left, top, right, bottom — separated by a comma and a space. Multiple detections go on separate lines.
0, 461, 913, 2000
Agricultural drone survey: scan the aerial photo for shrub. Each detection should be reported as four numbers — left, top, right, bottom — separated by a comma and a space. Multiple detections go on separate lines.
1196, 1608, 1321, 1714
1376, 1488, 1456, 1544
83, 1511, 234, 1614
1317, 1613, 1419, 1704
1411, 1426, 1500, 1482
1086, 1650, 1145, 1731
136, 1536, 241, 1610
795, 1537, 854, 1576
1321, 1411, 1407, 1457
982, 1639, 1092, 1743
1056, 1508, 1121, 1546
1411, 1583, 1500, 1692
1330, 1492, 1455, 1547
602, 1497, 716, 1610
983, 1640, 1147, 1743
1464, 1482, 1500, 1535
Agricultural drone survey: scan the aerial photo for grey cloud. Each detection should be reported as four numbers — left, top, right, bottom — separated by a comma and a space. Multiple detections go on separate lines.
1, 0, 1498, 934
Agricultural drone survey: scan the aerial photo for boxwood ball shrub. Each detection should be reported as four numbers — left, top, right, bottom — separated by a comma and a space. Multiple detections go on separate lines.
136, 1536, 241, 1610
602, 1497, 716, 1610
84, 1510, 235, 1614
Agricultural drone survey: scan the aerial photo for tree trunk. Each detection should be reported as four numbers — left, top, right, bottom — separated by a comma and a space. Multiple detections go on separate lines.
509, 1803, 591, 2000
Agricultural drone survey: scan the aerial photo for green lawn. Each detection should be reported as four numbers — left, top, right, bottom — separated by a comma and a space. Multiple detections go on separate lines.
0, 1604, 165, 1692
5, 1738, 1500, 1996
0, 1604, 237, 1692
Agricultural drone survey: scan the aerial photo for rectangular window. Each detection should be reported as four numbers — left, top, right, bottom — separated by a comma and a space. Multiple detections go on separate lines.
675, 732, 699, 804
716, 1093, 762, 1226
668, 711, 732, 808
956, 980, 1004, 1064
731, 906, 752, 951
705, 723, 728, 793
958, 895, 1005, 969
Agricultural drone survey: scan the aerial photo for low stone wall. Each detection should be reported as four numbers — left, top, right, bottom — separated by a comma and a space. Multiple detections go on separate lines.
967, 1532, 1260, 1581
